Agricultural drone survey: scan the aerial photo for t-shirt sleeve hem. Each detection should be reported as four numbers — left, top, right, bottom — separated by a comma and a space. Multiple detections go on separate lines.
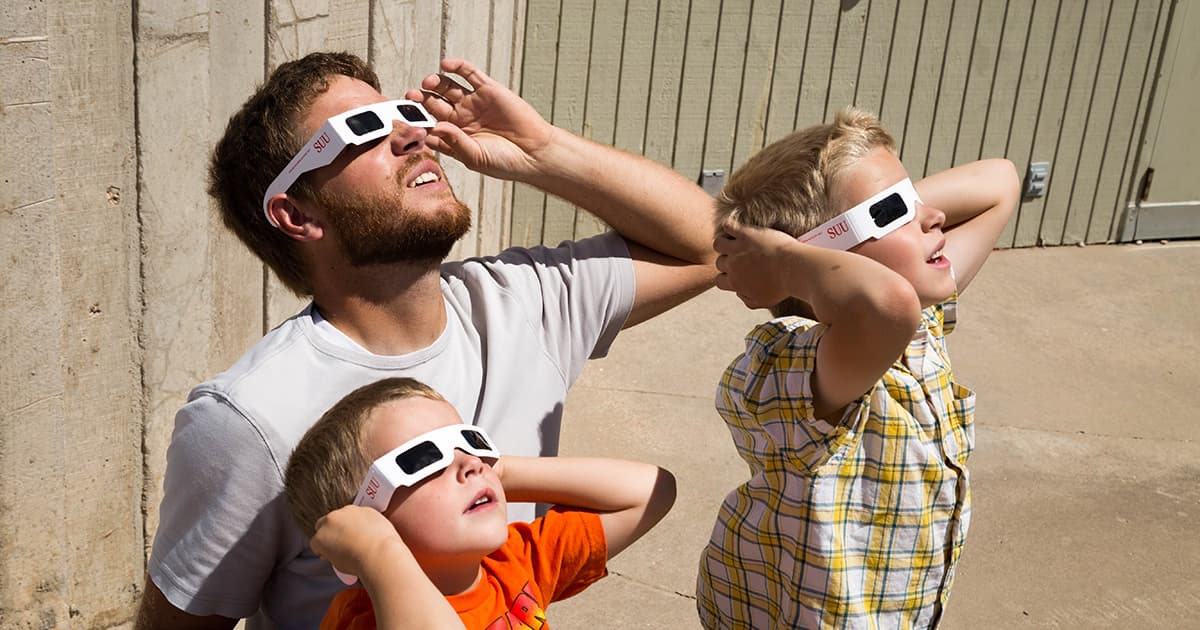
583, 232, 635, 361
147, 563, 259, 620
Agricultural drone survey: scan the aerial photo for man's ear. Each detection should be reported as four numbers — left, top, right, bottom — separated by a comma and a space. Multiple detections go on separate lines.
266, 195, 325, 242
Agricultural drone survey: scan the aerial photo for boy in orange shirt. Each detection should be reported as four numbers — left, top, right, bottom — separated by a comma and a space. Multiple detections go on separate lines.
285, 377, 677, 629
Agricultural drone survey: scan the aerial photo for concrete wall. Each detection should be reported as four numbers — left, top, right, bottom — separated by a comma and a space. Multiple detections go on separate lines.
1, 1, 524, 627
2, 2, 141, 628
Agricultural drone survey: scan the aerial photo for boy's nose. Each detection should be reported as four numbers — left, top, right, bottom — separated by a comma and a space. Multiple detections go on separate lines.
918, 201, 946, 231
453, 449, 486, 480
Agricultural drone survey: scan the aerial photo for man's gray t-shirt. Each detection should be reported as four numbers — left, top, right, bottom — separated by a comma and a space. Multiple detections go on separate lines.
148, 234, 635, 628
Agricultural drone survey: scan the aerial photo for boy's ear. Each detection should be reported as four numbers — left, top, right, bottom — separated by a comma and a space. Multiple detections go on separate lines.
266, 195, 325, 242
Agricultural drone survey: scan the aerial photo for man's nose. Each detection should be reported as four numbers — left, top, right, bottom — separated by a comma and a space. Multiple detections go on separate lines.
389, 121, 427, 155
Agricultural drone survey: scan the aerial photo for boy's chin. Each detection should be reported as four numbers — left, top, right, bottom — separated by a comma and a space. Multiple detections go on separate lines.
917, 276, 957, 307
461, 519, 511, 557
917, 285, 955, 308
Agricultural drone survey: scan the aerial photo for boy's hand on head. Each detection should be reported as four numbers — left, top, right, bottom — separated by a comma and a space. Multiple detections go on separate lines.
310, 505, 407, 580
714, 221, 802, 309
491, 456, 507, 484
405, 58, 555, 181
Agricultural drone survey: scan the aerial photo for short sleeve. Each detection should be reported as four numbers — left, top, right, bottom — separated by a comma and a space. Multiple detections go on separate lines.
466, 232, 635, 381
717, 319, 870, 475
521, 508, 609, 602
319, 588, 374, 630
147, 393, 289, 618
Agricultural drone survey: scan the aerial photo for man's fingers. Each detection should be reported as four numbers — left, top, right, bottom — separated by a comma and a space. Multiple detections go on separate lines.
423, 134, 450, 155
426, 123, 477, 163
418, 87, 453, 105
440, 58, 491, 91
715, 274, 732, 292
415, 90, 456, 121
427, 73, 474, 104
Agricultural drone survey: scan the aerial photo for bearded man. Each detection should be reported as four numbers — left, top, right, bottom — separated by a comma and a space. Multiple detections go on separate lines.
136, 52, 717, 630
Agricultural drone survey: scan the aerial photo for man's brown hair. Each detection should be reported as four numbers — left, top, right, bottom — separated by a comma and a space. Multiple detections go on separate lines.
715, 107, 896, 317
208, 51, 380, 296
284, 377, 446, 538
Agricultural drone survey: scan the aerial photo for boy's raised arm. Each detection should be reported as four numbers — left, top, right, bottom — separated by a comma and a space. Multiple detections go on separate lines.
408, 58, 719, 328
497, 456, 677, 558
915, 159, 1020, 293
310, 506, 466, 630
715, 222, 921, 420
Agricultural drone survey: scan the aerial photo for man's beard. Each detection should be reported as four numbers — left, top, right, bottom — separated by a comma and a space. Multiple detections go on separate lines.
316, 160, 472, 267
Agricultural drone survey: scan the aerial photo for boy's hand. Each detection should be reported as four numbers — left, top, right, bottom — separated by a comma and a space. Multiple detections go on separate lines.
491, 456, 507, 485
310, 505, 407, 580
915, 158, 1019, 293
314, 510, 468, 629
714, 221, 804, 309
406, 58, 555, 182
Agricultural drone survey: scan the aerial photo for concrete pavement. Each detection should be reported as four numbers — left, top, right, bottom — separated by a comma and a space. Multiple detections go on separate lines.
552, 241, 1200, 629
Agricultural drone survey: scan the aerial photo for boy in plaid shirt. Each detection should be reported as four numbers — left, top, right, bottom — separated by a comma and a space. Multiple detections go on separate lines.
696, 108, 1020, 629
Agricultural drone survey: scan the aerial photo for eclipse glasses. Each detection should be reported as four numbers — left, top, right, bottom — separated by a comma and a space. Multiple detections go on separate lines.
352, 423, 500, 512
335, 423, 500, 585
798, 178, 920, 250
261, 99, 438, 227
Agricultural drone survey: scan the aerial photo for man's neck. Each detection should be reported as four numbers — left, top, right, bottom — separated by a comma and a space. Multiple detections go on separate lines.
310, 261, 447, 356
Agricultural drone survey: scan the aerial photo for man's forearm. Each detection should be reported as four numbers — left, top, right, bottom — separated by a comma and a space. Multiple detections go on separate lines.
521, 129, 717, 265
135, 579, 238, 630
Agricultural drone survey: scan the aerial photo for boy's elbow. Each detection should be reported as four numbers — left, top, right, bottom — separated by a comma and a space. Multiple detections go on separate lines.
873, 273, 923, 332
646, 467, 677, 526
994, 159, 1022, 213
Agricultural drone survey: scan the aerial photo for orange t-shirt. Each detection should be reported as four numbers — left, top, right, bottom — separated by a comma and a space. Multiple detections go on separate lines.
321, 508, 608, 629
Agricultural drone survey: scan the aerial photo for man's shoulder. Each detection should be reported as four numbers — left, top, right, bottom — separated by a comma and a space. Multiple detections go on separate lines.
189, 309, 313, 400
440, 232, 630, 276
436, 233, 634, 325
182, 308, 340, 452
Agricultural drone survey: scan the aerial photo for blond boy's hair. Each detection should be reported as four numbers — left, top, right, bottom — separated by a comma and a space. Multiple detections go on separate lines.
285, 377, 446, 538
715, 107, 896, 317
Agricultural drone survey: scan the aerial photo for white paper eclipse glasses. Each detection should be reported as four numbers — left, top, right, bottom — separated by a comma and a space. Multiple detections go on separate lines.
334, 423, 500, 585
352, 423, 500, 512
261, 99, 438, 227
797, 177, 921, 250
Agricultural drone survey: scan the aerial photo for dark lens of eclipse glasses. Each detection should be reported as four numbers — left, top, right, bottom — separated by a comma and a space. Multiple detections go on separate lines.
460, 429, 492, 451
869, 193, 908, 228
397, 103, 428, 124
396, 440, 443, 474
345, 111, 385, 136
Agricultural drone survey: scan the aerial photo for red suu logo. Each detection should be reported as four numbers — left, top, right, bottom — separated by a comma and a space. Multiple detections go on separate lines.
826, 220, 849, 239
313, 132, 331, 153
364, 477, 380, 500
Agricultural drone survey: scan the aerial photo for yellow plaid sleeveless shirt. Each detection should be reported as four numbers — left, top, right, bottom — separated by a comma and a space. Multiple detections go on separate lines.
697, 298, 975, 629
